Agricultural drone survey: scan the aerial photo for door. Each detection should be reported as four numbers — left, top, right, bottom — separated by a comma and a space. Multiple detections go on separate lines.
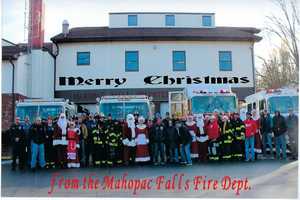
160, 102, 169, 119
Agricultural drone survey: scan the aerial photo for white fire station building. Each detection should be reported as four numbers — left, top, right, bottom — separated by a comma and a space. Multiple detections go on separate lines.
2, 12, 262, 129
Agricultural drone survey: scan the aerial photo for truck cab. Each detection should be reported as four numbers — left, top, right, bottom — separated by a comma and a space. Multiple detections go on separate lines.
15, 98, 76, 122
97, 95, 154, 120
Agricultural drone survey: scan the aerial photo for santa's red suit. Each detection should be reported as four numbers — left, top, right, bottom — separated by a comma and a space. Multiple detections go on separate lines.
195, 115, 209, 161
122, 114, 137, 165
135, 123, 150, 162
66, 128, 80, 168
53, 113, 68, 167
186, 120, 200, 158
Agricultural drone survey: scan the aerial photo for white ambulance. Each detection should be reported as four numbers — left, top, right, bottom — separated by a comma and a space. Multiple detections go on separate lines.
15, 98, 77, 122
169, 85, 238, 117
245, 88, 298, 117
97, 95, 154, 120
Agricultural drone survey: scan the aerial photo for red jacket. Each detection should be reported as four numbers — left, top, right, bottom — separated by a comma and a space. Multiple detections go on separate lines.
244, 119, 257, 138
207, 121, 220, 140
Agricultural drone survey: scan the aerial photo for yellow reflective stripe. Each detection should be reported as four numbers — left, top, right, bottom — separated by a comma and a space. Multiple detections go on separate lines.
117, 160, 122, 163
107, 161, 113, 164
95, 161, 101, 164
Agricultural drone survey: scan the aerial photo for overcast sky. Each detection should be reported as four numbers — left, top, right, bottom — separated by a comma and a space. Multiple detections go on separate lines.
1, 0, 289, 69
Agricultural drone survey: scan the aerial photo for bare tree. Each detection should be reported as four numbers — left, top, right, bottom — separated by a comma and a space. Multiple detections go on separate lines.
257, 0, 299, 89
266, 0, 299, 70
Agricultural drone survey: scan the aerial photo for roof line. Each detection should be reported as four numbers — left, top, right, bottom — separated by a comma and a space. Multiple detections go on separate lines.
2, 38, 17, 46
109, 12, 215, 15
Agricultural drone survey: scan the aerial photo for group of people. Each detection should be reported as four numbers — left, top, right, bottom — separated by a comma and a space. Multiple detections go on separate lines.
9, 108, 298, 172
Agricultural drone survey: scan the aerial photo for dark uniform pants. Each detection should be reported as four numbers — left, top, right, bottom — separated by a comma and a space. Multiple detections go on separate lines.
45, 142, 55, 168
208, 140, 220, 161
12, 145, 26, 169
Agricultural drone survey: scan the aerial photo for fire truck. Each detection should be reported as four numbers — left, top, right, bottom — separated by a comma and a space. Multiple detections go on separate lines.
15, 98, 77, 122
169, 85, 238, 117
97, 95, 154, 120
245, 88, 298, 117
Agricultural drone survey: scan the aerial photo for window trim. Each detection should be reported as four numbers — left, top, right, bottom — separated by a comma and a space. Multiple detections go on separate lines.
77, 51, 90, 66
219, 51, 232, 71
165, 14, 175, 26
172, 51, 186, 71
125, 51, 139, 72
128, 15, 138, 26
202, 15, 212, 27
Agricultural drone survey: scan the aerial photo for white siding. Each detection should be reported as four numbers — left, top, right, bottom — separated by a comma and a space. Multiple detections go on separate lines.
56, 41, 254, 91
2, 60, 13, 93
109, 13, 215, 28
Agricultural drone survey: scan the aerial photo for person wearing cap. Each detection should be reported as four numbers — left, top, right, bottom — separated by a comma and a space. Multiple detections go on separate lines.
231, 112, 245, 160
272, 110, 288, 160
260, 110, 274, 159
135, 116, 151, 164
66, 121, 81, 168
207, 115, 221, 161
53, 113, 68, 168
9, 117, 26, 171
44, 116, 55, 168
123, 114, 137, 166
185, 115, 200, 160
286, 108, 298, 160
29, 116, 46, 171
244, 112, 256, 162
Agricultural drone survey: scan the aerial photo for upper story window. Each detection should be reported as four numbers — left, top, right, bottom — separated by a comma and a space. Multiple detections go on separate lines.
125, 51, 139, 72
77, 52, 90, 65
165, 15, 175, 26
202, 15, 212, 27
173, 51, 186, 71
219, 51, 232, 71
128, 15, 138, 26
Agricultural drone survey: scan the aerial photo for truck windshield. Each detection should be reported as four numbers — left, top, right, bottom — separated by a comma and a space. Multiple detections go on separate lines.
40, 105, 63, 120
124, 102, 149, 119
268, 96, 298, 114
16, 106, 38, 122
191, 95, 237, 114
100, 103, 124, 120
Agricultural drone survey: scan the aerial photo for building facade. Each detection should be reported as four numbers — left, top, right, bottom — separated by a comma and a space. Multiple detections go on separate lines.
52, 12, 261, 116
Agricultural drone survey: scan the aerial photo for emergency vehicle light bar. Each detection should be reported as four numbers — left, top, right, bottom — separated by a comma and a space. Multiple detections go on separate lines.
22, 98, 67, 103
100, 95, 149, 100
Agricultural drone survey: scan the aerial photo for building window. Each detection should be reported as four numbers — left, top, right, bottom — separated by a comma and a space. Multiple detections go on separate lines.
125, 51, 139, 72
219, 51, 232, 71
128, 15, 137, 26
77, 52, 90, 65
173, 51, 186, 71
165, 15, 175, 26
202, 15, 212, 27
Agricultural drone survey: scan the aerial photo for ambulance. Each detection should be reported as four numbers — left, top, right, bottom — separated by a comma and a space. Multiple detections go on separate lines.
169, 85, 238, 117
15, 98, 77, 122
97, 95, 154, 120
245, 88, 298, 117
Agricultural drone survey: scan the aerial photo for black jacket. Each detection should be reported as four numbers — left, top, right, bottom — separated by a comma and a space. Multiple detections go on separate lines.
166, 126, 179, 148
272, 115, 287, 137
176, 125, 192, 145
9, 123, 26, 146
150, 124, 166, 143
30, 124, 46, 144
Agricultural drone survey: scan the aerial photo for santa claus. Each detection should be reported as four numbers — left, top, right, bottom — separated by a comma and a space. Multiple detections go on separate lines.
66, 121, 80, 168
122, 114, 137, 165
195, 114, 209, 162
53, 113, 68, 168
186, 115, 200, 159
135, 116, 150, 163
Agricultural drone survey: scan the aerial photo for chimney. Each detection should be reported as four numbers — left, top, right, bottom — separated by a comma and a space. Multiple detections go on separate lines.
28, 0, 45, 49
62, 20, 69, 37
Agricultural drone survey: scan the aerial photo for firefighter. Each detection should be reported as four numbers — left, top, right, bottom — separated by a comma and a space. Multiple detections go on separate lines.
45, 117, 55, 168
219, 115, 234, 161
105, 114, 123, 166
10, 117, 26, 171
91, 116, 107, 167
231, 112, 245, 160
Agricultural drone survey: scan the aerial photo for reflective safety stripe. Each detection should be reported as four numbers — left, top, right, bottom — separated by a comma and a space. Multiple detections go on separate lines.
222, 155, 232, 159
109, 143, 118, 147
94, 141, 103, 145
223, 140, 232, 144
209, 156, 219, 160
101, 160, 106, 164
234, 154, 243, 157
107, 161, 113, 164
117, 160, 122, 164
95, 161, 101, 164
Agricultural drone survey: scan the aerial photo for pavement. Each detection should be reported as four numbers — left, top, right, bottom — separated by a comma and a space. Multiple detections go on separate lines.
1, 159, 298, 198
